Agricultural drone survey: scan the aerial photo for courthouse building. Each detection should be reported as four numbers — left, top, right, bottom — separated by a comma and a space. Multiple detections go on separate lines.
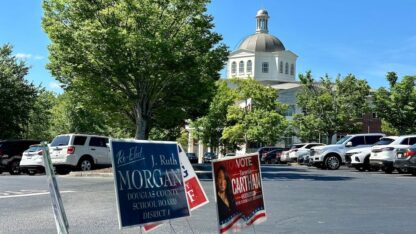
187, 9, 381, 159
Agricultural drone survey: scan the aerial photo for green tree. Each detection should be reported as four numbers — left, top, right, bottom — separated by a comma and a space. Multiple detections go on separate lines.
221, 78, 288, 148
374, 73, 416, 134
192, 80, 235, 151
49, 91, 134, 138
295, 71, 370, 143
42, 0, 228, 140
26, 89, 57, 141
0, 44, 37, 139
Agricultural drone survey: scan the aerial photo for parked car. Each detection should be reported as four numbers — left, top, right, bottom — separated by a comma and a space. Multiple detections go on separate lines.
280, 150, 291, 163
394, 144, 416, 176
288, 143, 325, 162
0, 140, 41, 175
203, 152, 217, 163
49, 134, 110, 174
345, 136, 397, 171
225, 153, 236, 157
310, 133, 385, 170
20, 144, 48, 175
370, 135, 416, 173
262, 148, 288, 164
186, 153, 198, 164
258, 146, 287, 164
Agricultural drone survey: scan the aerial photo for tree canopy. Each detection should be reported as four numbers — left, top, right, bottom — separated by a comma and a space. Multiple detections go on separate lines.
42, 0, 228, 139
294, 71, 370, 143
373, 73, 416, 134
0, 44, 37, 139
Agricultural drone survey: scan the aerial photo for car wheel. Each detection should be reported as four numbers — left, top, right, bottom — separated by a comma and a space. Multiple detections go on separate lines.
411, 169, 416, 176
9, 161, 21, 175
325, 155, 341, 170
397, 168, 409, 174
78, 158, 94, 171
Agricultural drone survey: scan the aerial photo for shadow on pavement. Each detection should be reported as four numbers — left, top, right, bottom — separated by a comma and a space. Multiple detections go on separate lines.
195, 164, 353, 181
261, 172, 353, 181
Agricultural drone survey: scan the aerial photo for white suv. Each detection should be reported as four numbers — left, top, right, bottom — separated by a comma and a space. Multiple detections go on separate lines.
288, 143, 325, 162
49, 134, 111, 174
369, 135, 416, 174
310, 133, 385, 170
346, 136, 398, 171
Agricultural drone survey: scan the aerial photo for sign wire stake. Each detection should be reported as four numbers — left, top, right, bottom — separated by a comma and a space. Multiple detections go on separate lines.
169, 221, 177, 234
186, 218, 195, 234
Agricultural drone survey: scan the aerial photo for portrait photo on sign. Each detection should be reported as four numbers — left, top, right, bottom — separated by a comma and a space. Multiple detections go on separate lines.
212, 154, 267, 233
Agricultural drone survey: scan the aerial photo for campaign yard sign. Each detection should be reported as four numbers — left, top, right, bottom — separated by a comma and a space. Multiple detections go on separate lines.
178, 145, 209, 210
111, 140, 190, 229
143, 145, 209, 232
212, 154, 267, 233
43, 142, 69, 234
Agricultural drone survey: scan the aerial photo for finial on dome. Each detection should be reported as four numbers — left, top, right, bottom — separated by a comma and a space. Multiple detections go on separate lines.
256, 9, 269, 33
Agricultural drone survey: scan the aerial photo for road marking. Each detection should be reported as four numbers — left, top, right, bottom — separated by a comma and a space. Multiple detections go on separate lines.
0, 190, 75, 199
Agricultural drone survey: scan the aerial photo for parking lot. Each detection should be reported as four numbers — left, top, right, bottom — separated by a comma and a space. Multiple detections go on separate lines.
1, 164, 416, 233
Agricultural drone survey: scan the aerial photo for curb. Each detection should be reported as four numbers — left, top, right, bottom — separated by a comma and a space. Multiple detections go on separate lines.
68, 171, 113, 177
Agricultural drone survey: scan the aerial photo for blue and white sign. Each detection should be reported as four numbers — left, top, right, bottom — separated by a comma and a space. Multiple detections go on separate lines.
111, 140, 190, 229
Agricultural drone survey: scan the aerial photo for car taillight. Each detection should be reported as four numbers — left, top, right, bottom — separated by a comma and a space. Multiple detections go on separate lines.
381, 147, 395, 151
67, 146, 75, 155
404, 150, 416, 157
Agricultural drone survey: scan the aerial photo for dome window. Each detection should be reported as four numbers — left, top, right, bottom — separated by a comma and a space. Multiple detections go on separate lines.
285, 62, 289, 74
239, 61, 245, 74
231, 61, 237, 74
247, 60, 252, 74
262, 62, 269, 73
279, 61, 283, 73
290, 64, 295, 76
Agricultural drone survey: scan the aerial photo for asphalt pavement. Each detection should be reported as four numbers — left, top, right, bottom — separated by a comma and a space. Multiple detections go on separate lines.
1, 165, 416, 233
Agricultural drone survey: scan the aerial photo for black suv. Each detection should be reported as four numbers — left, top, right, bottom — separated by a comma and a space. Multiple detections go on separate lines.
0, 140, 41, 175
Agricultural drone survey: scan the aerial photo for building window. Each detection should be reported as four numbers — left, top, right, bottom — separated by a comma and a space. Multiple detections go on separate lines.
231, 62, 236, 74
262, 62, 269, 73
290, 64, 295, 75
247, 60, 252, 74
279, 61, 283, 73
372, 112, 378, 119
285, 62, 289, 74
239, 61, 244, 74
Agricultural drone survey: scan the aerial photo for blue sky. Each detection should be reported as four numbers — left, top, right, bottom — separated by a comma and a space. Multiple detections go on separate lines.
1, 0, 415, 93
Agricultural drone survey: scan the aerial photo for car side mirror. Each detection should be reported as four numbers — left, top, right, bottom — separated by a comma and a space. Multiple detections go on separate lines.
346, 142, 353, 147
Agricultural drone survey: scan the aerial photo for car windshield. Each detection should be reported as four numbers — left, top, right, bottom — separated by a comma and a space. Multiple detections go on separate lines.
336, 136, 351, 145
374, 138, 395, 145
50, 135, 70, 147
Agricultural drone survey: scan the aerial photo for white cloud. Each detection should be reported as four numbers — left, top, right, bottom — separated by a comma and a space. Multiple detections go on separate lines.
49, 81, 63, 90
34, 55, 44, 60
15, 53, 32, 59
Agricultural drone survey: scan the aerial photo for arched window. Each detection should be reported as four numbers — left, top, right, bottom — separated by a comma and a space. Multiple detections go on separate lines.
247, 60, 252, 74
239, 61, 244, 74
231, 62, 236, 74
285, 62, 289, 74
290, 64, 295, 75
262, 62, 269, 73
279, 61, 283, 73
